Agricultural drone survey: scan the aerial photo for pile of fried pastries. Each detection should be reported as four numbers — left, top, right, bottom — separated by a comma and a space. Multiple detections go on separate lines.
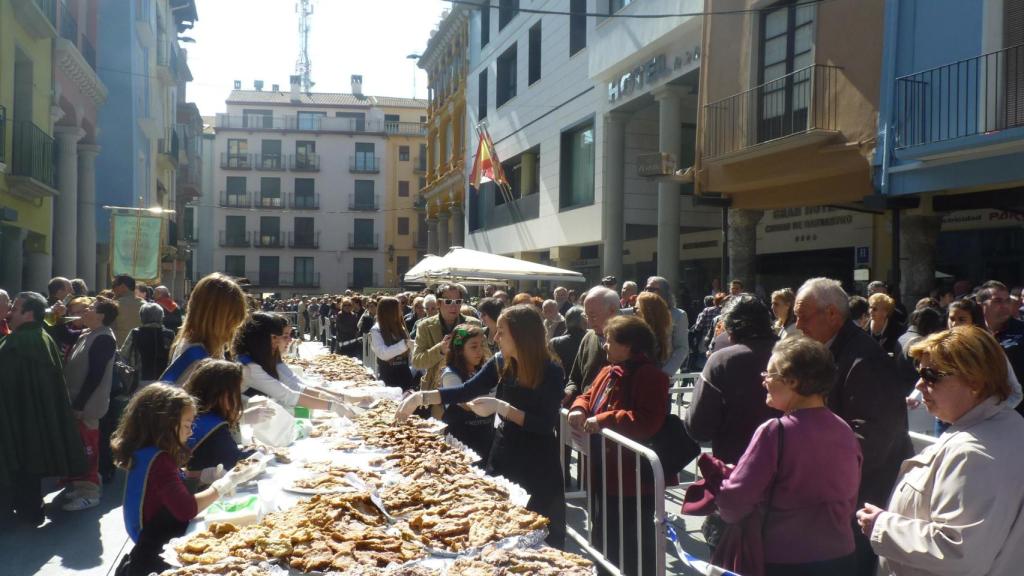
290, 354, 377, 384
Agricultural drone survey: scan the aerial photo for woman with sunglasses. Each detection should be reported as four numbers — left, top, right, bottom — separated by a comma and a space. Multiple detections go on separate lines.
858, 326, 1024, 576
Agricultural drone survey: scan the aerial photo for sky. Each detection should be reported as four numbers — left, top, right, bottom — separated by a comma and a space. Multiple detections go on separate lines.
185, 0, 449, 117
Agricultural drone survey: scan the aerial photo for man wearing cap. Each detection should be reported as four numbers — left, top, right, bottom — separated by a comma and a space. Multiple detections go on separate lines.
601, 276, 618, 291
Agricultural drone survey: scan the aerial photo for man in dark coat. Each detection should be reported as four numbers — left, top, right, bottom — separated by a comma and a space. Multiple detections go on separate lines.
795, 278, 912, 576
563, 287, 619, 405
0, 292, 87, 526
978, 280, 1024, 414
550, 306, 587, 385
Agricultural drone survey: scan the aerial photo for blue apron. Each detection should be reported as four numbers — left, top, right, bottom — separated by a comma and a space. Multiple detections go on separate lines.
159, 344, 210, 384
123, 447, 162, 543
187, 412, 227, 452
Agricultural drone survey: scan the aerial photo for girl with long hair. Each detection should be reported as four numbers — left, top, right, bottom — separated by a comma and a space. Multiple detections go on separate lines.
440, 324, 493, 459
634, 291, 673, 368
369, 297, 415, 391
111, 384, 259, 576
771, 288, 801, 339
397, 305, 567, 548
233, 312, 353, 416
163, 273, 248, 386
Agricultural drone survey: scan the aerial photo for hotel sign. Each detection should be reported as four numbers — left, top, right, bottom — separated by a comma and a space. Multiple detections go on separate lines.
607, 47, 700, 103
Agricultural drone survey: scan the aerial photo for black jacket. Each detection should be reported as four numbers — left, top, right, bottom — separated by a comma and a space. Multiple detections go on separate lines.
828, 320, 913, 507
550, 328, 587, 385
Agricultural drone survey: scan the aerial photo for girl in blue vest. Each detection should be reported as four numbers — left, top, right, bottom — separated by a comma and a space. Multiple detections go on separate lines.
182, 359, 264, 488
111, 384, 259, 576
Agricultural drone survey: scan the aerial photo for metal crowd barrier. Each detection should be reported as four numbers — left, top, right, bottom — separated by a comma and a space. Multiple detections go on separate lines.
560, 408, 667, 576
362, 336, 378, 375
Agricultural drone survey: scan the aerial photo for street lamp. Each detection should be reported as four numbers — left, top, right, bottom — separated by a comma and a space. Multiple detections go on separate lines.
407, 53, 421, 98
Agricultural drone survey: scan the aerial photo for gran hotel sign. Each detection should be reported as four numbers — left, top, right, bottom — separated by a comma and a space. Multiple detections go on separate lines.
607, 46, 701, 103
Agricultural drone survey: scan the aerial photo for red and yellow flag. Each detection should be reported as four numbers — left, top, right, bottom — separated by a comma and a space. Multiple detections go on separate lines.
469, 128, 508, 189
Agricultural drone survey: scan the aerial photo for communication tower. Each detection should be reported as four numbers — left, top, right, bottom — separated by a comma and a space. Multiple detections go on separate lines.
295, 0, 314, 92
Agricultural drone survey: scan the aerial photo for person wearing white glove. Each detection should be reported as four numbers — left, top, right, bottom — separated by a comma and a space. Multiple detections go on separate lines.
394, 306, 567, 549
210, 460, 263, 498
198, 464, 226, 486
241, 404, 276, 425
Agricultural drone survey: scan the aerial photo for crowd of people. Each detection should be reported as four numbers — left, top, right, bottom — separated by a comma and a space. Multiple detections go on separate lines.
3, 269, 1024, 576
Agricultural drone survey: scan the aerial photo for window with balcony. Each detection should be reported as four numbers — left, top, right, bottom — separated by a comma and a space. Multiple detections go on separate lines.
758, 1, 815, 141
224, 176, 247, 207
295, 257, 315, 286
294, 217, 315, 248
399, 145, 410, 161
354, 219, 375, 246
496, 45, 517, 107
399, 181, 410, 197
243, 109, 273, 129
259, 177, 282, 208
479, 69, 488, 119
480, 3, 490, 47
294, 140, 318, 171
528, 22, 542, 85
226, 139, 248, 168
297, 111, 325, 130
294, 178, 316, 209
260, 140, 282, 170
384, 114, 400, 133
260, 216, 281, 246
354, 143, 377, 172
354, 180, 376, 210
398, 217, 410, 235
225, 256, 245, 278
498, 0, 518, 30
225, 215, 247, 246
335, 111, 365, 131
560, 120, 595, 209
397, 256, 411, 279
259, 256, 279, 286
352, 258, 374, 288
570, 0, 587, 56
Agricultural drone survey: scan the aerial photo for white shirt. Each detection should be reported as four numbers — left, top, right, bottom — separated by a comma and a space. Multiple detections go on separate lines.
369, 324, 409, 361
242, 362, 304, 409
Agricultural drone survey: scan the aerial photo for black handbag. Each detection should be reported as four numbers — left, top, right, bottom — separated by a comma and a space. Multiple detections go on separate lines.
112, 352, 137, 396
645, 412, 701, 482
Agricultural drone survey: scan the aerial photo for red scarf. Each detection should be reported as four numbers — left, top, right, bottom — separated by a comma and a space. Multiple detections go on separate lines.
156, 295, 178, 313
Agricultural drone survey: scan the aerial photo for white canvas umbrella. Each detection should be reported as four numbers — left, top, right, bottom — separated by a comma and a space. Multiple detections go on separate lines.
426, 247, 586, 284
402, 254, 444, 284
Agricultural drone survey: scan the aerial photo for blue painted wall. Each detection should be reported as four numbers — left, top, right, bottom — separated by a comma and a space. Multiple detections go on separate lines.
876, 0, 1024, 197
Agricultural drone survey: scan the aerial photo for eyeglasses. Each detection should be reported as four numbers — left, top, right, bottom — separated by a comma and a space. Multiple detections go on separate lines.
441, 298, 463, 306
760, 371, 783, 381
917, 366, 949, 385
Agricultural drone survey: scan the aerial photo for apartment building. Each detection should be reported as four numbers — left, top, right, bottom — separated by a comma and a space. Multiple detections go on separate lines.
210, 76, 426, 295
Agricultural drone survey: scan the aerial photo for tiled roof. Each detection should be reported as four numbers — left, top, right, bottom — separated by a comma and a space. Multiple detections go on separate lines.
226, 90, 426, 109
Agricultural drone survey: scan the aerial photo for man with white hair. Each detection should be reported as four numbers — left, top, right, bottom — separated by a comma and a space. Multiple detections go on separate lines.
795, 277, 911, 576
620, 281, 638, 309
542, 299, 566, 340
563, 286, 620, 405
554, 286, 571, 316
0, 289, 10, 336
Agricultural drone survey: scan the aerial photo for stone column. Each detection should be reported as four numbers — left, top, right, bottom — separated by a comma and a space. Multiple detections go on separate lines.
653, 87, 683, 292
426, 216, 439, 255
77, 144, 101, 289
900, 212, 943, 304
449, 202, 464, 248
53, 126, 84, 278
727, 209, 763, 290
26, 249, 53, 294
602, 112, 627, 281
437, 210, 450, 255
2, 227, 27, 292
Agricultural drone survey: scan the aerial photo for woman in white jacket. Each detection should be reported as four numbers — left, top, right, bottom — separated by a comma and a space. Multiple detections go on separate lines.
233, 312, 351, 415
857, 326, 1024, 576
369, 297, 415, 391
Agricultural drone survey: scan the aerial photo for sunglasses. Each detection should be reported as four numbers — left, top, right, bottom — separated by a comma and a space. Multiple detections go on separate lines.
442, 298, 463, 306
917, 366, 949, 385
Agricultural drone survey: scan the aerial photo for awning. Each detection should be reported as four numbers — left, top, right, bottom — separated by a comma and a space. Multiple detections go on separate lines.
403, 247, 586, 284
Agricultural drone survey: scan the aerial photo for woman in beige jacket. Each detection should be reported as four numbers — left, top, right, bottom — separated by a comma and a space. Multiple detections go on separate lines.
857, 326, 1024, 576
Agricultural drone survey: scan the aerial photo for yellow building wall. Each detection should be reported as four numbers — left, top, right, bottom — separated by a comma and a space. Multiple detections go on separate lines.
0, 0, 56, 242
382, 105, 427, 287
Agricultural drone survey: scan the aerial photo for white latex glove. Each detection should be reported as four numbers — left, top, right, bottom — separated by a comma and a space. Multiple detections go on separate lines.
241, 405, 276, 425
330, 401, 358, 419
567, 410, 587, 430
396, 392, 424, 422
338, 390, 374, 407
199, 464, 225, 486
465, 397, 511, 418
211, 461, 263, 498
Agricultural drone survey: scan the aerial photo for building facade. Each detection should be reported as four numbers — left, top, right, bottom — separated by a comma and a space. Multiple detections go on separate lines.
382, 105, 428, 288
95, 0, 197, 292
1, 0, 59, 293
420, 5, 469, 256
877, 0, 1024, 299
209, 76, 425, 295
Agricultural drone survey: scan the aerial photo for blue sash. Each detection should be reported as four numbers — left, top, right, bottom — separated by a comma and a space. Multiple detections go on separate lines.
237, 354, 253, 365
123, 446, 162, 543
159, 344, 209, 384
187, 412, 227, 452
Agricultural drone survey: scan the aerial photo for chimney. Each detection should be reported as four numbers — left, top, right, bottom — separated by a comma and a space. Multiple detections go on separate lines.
254, 79, 264, 91
289, 75, 301, 102
351, 75, 363, 97
233, 80, 241, 89
272, 84, 280, 92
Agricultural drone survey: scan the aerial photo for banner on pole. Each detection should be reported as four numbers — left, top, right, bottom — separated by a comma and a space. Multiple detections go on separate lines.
111, 213, 163, 282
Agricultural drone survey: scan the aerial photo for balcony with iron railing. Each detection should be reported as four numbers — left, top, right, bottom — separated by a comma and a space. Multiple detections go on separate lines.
703, 64, 841, 160
242, 270, 321, 288
350, 156, 380, 173
215, 113, 428, 136
220, 152, 252, 170
347, 272, 379, 289
219, 231, 252, 248
348, 233, 380, 250
289, 153, 320, 172
894, 44, 1024, 151
414, 156, 427, 174
219, 191, 251, 208
349, 194, 379, 211
253, 194, 284, 209
254, 232, 286, 248
10, 120, 56, 194
255, 153, 285, 171
287, 192, 320, 210
288, 230, 321, 249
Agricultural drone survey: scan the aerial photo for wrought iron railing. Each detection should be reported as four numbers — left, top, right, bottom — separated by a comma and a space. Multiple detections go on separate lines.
288, 230, 320, 249
220, 152, 252, 170
289, 153, 320, 172
215, 114, 427, 135
347, 272, 379, 289
11, 120, 55, 187
349, 194, 379, 211
288, 192, 320, 210
219, 231, 251, 247
348, 233, 380, 250
350, 156, 380, 173
703, 64, 841, 158
218, 192, 251, 208
254, 233, 286, 248
254, 194, 284, 209
255, 153, 285, 171
895, 44, 1024, 148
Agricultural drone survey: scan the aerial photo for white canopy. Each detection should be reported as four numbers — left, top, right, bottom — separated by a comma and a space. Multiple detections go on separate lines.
402, 254, 444, 284
403, 247, 586, 284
